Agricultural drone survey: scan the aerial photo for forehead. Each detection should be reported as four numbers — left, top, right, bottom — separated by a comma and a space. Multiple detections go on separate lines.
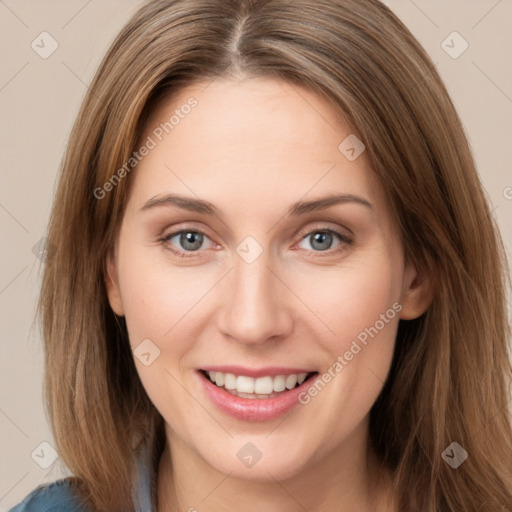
129, 77, 383, 216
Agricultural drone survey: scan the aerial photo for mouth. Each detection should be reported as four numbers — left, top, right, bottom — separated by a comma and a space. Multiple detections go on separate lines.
200, 369, 317, 399
198, 368, 319, 421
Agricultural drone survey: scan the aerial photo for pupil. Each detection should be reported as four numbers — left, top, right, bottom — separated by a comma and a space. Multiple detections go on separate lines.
311, 232, 332, 251
181, 231, 203, 251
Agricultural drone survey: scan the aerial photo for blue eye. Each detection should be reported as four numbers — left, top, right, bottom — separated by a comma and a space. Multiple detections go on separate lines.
171, 231, 204, 251
296, 228, 353, 256
299, 231, 339, 251
162, 230, 215, 257
160, 226, 353, 259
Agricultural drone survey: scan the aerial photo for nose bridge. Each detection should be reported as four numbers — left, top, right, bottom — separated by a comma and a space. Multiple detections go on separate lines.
218, 247, 292, 344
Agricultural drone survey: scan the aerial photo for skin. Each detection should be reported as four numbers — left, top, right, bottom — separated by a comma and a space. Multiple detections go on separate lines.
106, 77, 432, 511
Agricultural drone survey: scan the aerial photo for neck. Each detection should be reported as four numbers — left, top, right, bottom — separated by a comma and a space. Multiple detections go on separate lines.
156, 421, 395, 512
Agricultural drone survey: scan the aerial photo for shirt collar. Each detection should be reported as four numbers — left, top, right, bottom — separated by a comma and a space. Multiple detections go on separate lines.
132, 436, 158, 512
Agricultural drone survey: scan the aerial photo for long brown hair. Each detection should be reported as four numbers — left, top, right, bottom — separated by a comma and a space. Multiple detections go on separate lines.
39, 0, 512, 510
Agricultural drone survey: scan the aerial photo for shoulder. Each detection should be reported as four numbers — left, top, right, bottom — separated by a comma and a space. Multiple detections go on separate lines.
7, 478, 90, 512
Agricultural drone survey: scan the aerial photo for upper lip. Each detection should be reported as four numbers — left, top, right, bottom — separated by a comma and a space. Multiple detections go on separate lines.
200, 366, 316, 378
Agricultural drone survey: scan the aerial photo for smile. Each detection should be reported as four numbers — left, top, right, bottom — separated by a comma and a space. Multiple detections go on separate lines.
204, 370, 312, 398
198, 368, 319, 421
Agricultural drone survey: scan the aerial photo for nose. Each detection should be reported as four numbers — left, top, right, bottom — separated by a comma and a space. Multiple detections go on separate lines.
217, 251, 294, 346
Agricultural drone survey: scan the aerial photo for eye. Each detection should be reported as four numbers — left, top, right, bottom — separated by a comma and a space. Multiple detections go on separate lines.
296, 228, 353, 254
159, 226, 353, 259
161, 229, 216, 257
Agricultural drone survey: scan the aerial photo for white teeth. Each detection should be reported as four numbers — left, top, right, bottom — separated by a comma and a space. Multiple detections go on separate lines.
236, 375, 255, 394
254, 376, 274, 394
205, 371, 313, 395
285, 374, 298, 389
215, 372, 224, 386
273, 375, 286, 392
224, 373, 237, 389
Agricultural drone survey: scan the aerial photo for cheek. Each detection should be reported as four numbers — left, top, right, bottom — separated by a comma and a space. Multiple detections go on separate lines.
119, 275, 172, 347
116, 243, 207, 346
290, 250, 401, 414
290, 250, 402, 345
115, 249, 202, 421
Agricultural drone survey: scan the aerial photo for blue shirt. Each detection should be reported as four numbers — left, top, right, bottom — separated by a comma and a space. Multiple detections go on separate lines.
7, 441, 156, 512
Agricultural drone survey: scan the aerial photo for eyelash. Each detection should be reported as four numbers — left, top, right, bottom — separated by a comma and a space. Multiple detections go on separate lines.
159, 225, 354, 259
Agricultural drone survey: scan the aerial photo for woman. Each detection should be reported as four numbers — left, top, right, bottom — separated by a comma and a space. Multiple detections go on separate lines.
9, 0, 512, 510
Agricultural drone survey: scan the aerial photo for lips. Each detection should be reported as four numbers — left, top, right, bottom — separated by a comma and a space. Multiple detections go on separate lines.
203, 370, 312, 397
198, 367, 318, 421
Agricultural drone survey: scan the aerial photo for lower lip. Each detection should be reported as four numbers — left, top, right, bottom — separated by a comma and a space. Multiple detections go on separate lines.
199, 371, 318, 422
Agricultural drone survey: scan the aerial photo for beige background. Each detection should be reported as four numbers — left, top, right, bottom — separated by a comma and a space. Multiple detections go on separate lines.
0, 0, 511, 509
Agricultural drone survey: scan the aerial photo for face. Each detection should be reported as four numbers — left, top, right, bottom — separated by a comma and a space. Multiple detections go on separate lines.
106, 77, 430, 482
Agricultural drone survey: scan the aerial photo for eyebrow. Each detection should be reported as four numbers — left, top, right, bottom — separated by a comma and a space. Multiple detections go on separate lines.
140, 192, 373, 218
